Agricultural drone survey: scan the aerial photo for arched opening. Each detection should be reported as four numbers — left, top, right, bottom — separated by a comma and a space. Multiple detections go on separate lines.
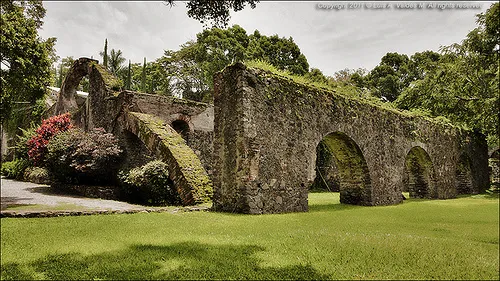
403, 147, 435, 198
455, 154, 474, 194
310, 132, 372, 205
171, 120, 190, 142
310, 140, 340, 192
489, 149, 500, 192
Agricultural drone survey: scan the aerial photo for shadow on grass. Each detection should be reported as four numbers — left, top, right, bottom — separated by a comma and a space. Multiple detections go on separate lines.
0, 197, 34, 211
1, 242, 329, 280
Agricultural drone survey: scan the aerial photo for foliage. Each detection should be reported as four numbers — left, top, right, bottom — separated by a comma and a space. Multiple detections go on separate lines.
46, 128, 122, 184
141, 57, 147, 92
27, 113, 73, 166
0, 158, 29, 180
245, 59, 339, 93
101, 38, 108, 69
1, 193, 498, 280
1, 0, 56, 134
394, 3, 499, 146
165, 0, 259, 28
120, 160, 180, 206
125, 60, 131, 90
14, 124, 37, 159
246, 30, 309, 75
23, 166, 50, 184
108, 49, 126, 75
158, 25, 310, 101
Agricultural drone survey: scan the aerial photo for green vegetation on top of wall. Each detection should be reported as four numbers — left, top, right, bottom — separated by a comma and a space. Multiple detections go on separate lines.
127, 112, 213, 204
91, 62, 123, 91
242, 60, 468, 133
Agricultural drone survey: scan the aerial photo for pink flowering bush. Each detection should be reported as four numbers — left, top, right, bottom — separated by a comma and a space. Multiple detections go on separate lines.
27, 113, 73, 166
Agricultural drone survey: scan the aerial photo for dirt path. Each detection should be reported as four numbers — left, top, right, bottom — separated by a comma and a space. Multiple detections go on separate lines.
1, 177, 146, 212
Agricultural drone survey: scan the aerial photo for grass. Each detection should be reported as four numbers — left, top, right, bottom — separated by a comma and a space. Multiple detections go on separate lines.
242, 59, 465, 130
3, 203, 91, 212
1, 192, 498, 280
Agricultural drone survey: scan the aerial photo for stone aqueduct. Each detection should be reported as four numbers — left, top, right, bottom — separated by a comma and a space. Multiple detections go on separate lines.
53, 58, 489, 214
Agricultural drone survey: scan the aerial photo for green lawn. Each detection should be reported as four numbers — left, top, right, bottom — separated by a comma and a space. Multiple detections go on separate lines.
1, 192, 498, 280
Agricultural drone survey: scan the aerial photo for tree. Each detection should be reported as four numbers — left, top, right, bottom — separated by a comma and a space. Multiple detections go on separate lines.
395, 3, 499, 147
247, 31, 309, 75
126, 60, 131, 90
364, 52, 410, 101
1, 0, 56, 134
108, 49, 125, 75
100, 38, 108, 69
164, 0, 259, 28
141, 57, 147, 92
159, 25, 311, 101
55, 56, 75, 88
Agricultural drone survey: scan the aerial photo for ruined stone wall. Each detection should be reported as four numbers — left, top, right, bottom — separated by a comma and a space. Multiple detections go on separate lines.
125, 92, 214, 175
213, 63, 489, 214
123, 111, 213, 205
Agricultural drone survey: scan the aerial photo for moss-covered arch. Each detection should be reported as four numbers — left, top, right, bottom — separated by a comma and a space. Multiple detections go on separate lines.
456, 153, 474, 194
403, 146, 436, 198
314, 132, 372, 205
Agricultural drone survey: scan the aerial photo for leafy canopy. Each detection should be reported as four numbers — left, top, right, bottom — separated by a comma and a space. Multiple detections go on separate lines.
1, 0, 56, 132
394, 3, 499, 146
164, 0, 259, 28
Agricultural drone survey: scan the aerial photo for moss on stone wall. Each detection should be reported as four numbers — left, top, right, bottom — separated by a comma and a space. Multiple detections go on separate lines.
126, 112, 213, 205
91, 63, 123, 91
241, 61, 466, 132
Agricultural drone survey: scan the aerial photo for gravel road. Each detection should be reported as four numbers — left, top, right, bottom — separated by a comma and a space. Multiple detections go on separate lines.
1, 177, 145, 211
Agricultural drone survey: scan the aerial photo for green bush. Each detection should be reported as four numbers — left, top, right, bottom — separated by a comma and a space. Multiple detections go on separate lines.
46, 128, 122, 184
15, 125, 37, 160
1, 159, 30, 180
23, 167, 50, 184
120, 161, 180, 206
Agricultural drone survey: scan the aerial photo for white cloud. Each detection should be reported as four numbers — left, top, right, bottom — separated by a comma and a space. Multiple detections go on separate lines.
39, 1, 495, 75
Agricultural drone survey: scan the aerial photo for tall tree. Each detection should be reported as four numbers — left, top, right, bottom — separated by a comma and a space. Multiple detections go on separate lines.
126, 60, 131, 90
159, 25, 311, 101
247, 31, 309, 75
1, 0, 56, 133
141, 57, 147, 92
395, 3, 499, 147
164, 0, 259, 28
364, 52, 410, 102
101, 38, 108, 68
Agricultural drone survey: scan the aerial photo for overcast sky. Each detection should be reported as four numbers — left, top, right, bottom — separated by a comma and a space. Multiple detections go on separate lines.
38, 1, 495, 76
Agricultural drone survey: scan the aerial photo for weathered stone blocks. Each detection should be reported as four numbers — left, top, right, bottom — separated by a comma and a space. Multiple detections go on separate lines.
213, 63, 489, 214
124, 111, 213, 205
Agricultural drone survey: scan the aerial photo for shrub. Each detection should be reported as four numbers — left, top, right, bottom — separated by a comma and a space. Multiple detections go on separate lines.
27, 113, 72, 166
1, 159, 30, 180
120, 160, 180, 206
46, 128, 123, 184
23, 167, 50, 184
15, 125, 37, 160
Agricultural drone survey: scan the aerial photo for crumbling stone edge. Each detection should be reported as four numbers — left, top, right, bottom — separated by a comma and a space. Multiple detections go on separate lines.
0, 206, 209, 218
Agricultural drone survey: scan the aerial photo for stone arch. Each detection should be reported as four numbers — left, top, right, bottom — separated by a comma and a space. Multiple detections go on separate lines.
455, 153, 474, 194
123, 111, 213, 205
314, 132, 372, 205
171, 119, 191, 141
403, 146, 436, 198
54, 57, 97, 115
